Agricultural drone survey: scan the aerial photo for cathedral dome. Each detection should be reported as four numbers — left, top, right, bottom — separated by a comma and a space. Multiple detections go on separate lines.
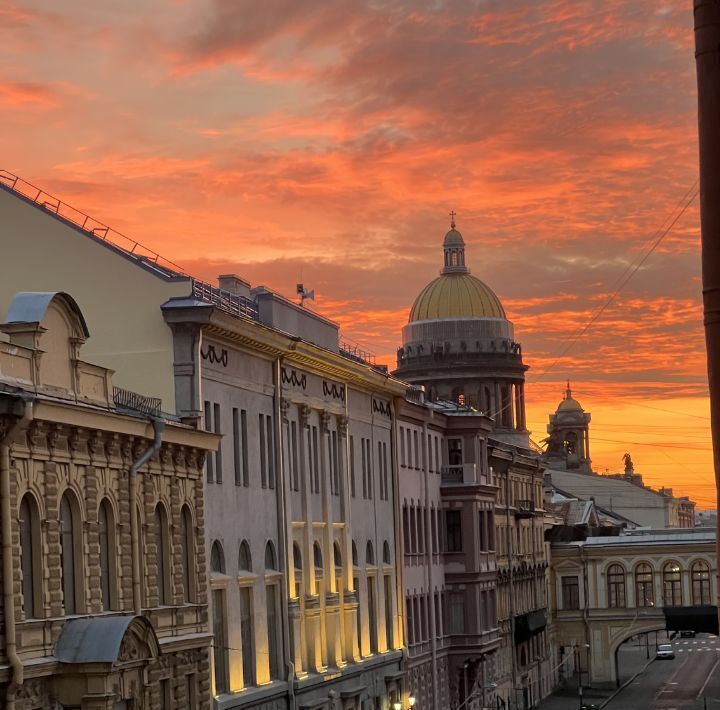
409, 273, 506, 322
443, 228, 465, 247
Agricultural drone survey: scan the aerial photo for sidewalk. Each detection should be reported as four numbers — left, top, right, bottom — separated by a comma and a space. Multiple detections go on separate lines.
537, 642, 652, 710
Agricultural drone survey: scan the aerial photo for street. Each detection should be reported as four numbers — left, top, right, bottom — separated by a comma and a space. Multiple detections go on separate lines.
538, 635, 720, 710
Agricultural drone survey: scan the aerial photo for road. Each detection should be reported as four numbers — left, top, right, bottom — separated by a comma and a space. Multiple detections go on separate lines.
538, 634, 720, 710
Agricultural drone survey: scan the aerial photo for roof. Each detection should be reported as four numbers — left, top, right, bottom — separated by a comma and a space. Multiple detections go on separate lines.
409, 272, 506, 322
5, 291, 90, 337
443, 227, 465, 246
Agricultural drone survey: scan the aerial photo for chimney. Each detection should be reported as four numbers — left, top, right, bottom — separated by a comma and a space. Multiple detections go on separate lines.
218, 274, 251, 299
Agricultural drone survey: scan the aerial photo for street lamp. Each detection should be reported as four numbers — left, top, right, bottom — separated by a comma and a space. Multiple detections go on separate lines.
393, 694, 416, 710
408, 697, 416, 708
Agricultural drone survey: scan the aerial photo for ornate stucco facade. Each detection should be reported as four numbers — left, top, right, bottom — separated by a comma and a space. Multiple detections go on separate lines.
0, 291, 217, 710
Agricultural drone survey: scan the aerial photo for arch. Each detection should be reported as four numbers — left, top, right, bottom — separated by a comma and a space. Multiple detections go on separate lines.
606, 563, 626, 609
264, 540, 278, 571
691, 560, 712, 605
98, 497, 117, 611
210, 540, 226, 575
239, 540, 252, 573
154, 503, 171, 604
383, 541, 391, 565
634, 562, 654, 608
366, 540, 375, 566
60, 489, 83, 615
609, 620, 667, 684
180, 505, 195, 602
663, 561, 682, 607
19, 492, 41, 618
352, 540, 358, 568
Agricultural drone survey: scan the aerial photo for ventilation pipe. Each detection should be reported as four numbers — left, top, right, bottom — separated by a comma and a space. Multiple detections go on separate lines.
129, 418, 165, 615
693, 0, 720, 622
1, 395, 34, 710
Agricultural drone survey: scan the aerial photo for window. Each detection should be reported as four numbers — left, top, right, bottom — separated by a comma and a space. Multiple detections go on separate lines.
383, 541, 391, 566
361, 437, 368, 499
448, 438, 462, 466
155, 504, 171, 605
180, 505, 194, 603
663, 562, 682, 607
19, 494, 39, 618
259, 413, 267, 488
365, 438, 372, 499
311, 426, 320, 493
366, 541, 375, 566
291, 420, 299, 491
241, 410, 249, 486
240, 585, 255, 686
445, 510, 462, 552
561, 576, 579, 610
607, 564, 626, 608
266, 414, 275, 489
60, 491, 81, 615
431, 507, 438, 555
160, 679, 171, 710
293, 543, 303, 598
204, 401, 214, 483
265, 541, 278, 571
314, 542, 324, 578
368, 576, 378, 654
214, 403, 223, 483
233, 408, 244, 486
382, 442, 388, 500
413, 430, 419, 468
266, 584, 281, 679
406, 597, 414, 645
212, 588, 229, 693
607, 565, 626, 609
352, 540, 358, 568
434, 591, 442, 638
692, 561, 711, 605
239, 540, 252, 573
384, 574, 393, 650
350, 436, 356, 497
635, 563, 654, 607
332, 430, 339, 495
479, 511, 487, 551
98, 498, 116, 610
402, 506, 410, 554
211, 540, 226, 575
355, 576, 362, 653
449, 592, 465, 634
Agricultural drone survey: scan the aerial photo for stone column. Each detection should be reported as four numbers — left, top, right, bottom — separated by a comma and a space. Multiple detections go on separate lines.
494, 381, 502, 422
513, 384, 522, 431
289, 599, 305, 676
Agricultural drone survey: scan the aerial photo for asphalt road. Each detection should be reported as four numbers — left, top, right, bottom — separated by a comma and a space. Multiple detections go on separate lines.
607, 635, 720, 710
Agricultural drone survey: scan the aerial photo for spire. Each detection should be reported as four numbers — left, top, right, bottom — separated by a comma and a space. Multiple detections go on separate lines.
566, 380, 572, 399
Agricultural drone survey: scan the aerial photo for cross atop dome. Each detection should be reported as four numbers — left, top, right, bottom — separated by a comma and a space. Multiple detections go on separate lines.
449, 210, 457, 229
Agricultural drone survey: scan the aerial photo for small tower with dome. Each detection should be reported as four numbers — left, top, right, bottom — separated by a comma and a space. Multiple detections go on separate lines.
543, 382, 592, 473
394, 216, 528, 446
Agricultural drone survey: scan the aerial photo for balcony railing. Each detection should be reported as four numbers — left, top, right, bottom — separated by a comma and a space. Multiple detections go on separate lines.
514, 500, 536, 518
191, 279, 259, 321
441, 463, 477, 484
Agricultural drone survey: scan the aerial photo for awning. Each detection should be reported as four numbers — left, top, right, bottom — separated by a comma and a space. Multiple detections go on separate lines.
664, 605, 718, 634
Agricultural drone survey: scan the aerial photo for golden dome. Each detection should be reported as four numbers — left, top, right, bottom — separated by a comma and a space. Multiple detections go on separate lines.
409, 272, 506, 322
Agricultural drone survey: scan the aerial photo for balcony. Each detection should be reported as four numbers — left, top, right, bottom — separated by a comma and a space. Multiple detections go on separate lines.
441, 463, 477, 484
514, 500, 536, 518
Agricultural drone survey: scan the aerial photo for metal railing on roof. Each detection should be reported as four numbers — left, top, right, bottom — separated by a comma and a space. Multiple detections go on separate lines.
113, 386, 162, 417
339, 337, 377, 366
191, 279, 259, 321
0, 169, 186, 275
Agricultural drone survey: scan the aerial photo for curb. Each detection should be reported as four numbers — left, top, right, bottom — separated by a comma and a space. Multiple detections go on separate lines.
598, 658, 656, 709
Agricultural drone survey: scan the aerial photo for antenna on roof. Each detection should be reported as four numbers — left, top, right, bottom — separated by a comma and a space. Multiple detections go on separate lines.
296, 283, 315, 307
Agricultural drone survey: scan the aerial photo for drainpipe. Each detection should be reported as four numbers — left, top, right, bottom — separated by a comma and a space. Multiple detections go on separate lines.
274, 358, 296, 710
2, 395, 34, 710
693, 0, 720, 628
129, 418, 165, 615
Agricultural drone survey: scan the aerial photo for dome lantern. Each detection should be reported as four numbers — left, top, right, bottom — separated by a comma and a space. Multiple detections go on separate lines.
442, 211, 468, 274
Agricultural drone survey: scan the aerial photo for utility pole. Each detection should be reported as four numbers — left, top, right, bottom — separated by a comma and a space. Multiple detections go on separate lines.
694, 0, 720, 628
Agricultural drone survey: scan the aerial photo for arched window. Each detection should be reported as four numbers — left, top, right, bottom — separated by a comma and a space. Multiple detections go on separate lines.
692, 561, 711, 605
19, 494, 40, 618
136, 503, 146, 607
635, 563, 654, 607
155, 504, 171, 604
383, 541, 391, 566
60, 491, 82, 615
98, 498, 116, 610
265, 541, 277, 571
334, 542, 342, 569
211, 540, 226, 574
180, 505, 194, 603
239, 540, 252, 573
366, 541, 375, 566
314, 542, 323, 578
607, 564, 626, 608
352, 540, 358, 568
663, 562, 682, 607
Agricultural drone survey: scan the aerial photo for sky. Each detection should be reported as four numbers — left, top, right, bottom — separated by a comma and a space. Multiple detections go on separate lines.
2, 0, 715, 506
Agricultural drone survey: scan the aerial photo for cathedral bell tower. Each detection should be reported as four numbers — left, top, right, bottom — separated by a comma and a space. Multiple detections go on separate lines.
543, 382, 592, 473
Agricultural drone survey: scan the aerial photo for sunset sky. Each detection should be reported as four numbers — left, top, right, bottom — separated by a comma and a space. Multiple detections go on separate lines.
2, 0, 714, 506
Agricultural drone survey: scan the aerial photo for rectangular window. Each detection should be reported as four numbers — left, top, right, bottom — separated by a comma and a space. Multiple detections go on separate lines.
241, 410, 249, 486
204, 401, 214, 483
212, 589, 229, 693
266, 415, 275, 489
434, 436, 440, 474
361, 438, 367, 499
213, 403, 223, 483
368, 576, 378, 654
479, 511, 487, 551
488, 512, 495, 550
449, 592, 465, 634
403, 506, 410, 555
186, 674, 197, 708
561, 576, 580, 610
259, 414, 267, 488
399, 426, 406, 467
312, 426, 319, 493
413, 430, 419, 468
366, 439, 372, 499
384, 574, 394, 650
332, 430, 339, 495
160, 679, 171, 710
266, 585, 280, 679
434, 591, 442, 638
418, 507, 425, 554
406, 597, 414, 645
240, 586, 255, 686
355, 577, 362, 654
431, 508, 438, 555
350, 436, 356, 497
291, 420, 299, 491
445, 510, 462, 552
233, 408, 242, 486
410, 507, 417, 554
383, 442, 388, 501
406, 429, 412, 468
420, 595, 428, 641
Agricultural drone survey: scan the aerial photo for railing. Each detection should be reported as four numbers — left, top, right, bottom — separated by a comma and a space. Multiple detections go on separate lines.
441, 463, 477, 484
0, 169, 187, 274
113, 386, 162, 417
514, 499, 536, 517
191, 279, 259, 321
339, 338, 376, 365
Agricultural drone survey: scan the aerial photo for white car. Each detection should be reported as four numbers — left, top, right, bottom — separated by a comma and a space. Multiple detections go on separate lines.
656, 644, 675, 660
